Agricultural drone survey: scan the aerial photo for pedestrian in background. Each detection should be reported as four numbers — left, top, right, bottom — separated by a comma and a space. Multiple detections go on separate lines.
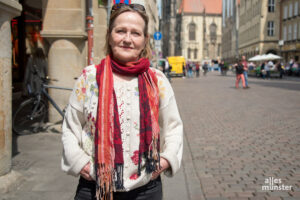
219, 60, 224, 75
242, 55, 249, 88
182, 63, 186, 78
261, 61, 266, 79
61, 3, 183, 200
187, 62, 193, 78
202, 62, 208, 76
235, 60, 246, 89
196, 62, 200, 77
266, 60, 273, 79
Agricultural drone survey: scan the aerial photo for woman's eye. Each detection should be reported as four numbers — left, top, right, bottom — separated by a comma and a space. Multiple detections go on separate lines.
132, 32, 141, 36
117, 30, 125, 33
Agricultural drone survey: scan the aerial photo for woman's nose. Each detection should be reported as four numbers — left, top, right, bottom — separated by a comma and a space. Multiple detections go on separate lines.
123, 33, 132, 42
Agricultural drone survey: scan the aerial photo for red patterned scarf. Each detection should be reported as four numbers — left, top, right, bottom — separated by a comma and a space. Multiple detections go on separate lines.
95, 55, 160, 200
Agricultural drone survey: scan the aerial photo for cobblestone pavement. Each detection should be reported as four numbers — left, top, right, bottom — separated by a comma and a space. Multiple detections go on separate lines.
174, 72, 300, 200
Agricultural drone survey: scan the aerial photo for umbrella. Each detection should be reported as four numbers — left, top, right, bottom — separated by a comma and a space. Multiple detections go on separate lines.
264, 53, 282, 60
248, 55, 266, 61
248, 55, 261, 61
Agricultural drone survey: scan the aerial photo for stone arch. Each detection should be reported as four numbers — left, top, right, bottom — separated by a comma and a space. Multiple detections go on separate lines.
48, 39, 85, 122
266, 49, 277, 55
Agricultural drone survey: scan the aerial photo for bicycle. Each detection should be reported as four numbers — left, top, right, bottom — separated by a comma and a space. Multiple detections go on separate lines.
12, 69, 73, 135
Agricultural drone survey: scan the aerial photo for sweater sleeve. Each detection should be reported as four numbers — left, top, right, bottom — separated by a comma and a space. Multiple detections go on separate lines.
155, 69, 183, 177
61, 72, 90, 176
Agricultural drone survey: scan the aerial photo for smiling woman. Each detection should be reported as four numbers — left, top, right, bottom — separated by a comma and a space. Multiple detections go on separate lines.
109, 12, 147, 63
61, 3, 183, 200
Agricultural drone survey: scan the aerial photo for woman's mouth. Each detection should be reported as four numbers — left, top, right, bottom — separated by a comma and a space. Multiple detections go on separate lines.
121, 46, 133, 49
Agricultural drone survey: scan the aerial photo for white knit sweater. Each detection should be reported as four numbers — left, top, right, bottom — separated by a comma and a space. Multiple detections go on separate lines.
61, 65, 183, 191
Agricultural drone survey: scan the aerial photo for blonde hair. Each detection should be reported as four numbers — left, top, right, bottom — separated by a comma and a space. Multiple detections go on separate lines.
104, 6, 152, 59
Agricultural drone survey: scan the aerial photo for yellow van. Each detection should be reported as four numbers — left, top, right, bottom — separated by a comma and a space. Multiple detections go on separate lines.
167, 56, 186, 76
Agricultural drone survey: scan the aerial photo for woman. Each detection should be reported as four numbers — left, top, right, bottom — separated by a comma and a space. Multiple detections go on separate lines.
62, 3, 183, 200
235, 60, 246, 89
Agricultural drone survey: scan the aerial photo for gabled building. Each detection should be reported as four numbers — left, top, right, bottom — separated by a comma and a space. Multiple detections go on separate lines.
177, 0, 222, 63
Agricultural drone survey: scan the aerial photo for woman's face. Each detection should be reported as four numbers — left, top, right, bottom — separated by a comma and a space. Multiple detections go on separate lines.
109, 11, 147, 64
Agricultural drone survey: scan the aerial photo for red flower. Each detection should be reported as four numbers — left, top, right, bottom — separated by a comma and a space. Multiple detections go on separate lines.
131, 150, 139, 165
81, 87, 86, 94
130, 173, 138, 180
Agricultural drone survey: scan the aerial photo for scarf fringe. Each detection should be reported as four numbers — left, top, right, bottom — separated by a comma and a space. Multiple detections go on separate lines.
96, 164, 113, 200
137, 138, 160, 176
114, 164, 124, 190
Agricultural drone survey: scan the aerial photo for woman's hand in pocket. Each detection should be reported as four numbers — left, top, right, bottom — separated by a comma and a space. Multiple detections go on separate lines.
151, 158, 170, 180
80, 162, 93, 181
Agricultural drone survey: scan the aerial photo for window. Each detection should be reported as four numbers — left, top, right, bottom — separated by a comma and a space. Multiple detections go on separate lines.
267, 21, 274, 36
294, 23, 298, 40
98, 0, 107, 6
188, 48, 191, 59
295, 2, 299, 16
289, 3, 293, 18
189, 24, 196, 41
298, 22, 300, 38
210, 23, 217, 43
268, 0, 275, 12
283, 26, 287, 41
288, 24, 292, 40
284, 6, 288, 19
194, 49, 198, 59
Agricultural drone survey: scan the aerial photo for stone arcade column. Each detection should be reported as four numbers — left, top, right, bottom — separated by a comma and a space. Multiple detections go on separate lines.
41, 0, 87, 122
0, 0, 21, 176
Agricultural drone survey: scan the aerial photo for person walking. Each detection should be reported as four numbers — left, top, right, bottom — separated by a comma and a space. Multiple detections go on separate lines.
187, 62, 193, 78
202, 62, 208, 76
242, 56, 249, 88
61, 3, 183, 200
235, 60, 246, 89
266, 60, 273, 79
196, 62, 200, 77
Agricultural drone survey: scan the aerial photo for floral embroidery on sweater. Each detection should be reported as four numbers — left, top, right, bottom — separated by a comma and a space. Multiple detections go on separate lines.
131, 150, 139, 165
130, 173, 138, 180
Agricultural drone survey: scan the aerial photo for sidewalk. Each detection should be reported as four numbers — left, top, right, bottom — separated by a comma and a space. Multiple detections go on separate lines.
0, 126, 193, 200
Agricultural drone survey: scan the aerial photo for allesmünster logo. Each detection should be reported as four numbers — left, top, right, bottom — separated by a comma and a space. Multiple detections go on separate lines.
262, 177, 292, 191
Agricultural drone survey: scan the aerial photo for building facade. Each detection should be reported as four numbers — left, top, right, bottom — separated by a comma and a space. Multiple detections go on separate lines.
177, 0, 222, 63
280, 0, 300, 62
222, 0, 239, 64
238, 0, 280, 59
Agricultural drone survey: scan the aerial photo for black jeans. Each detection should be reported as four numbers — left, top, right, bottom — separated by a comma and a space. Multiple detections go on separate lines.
74, 176, 162, 200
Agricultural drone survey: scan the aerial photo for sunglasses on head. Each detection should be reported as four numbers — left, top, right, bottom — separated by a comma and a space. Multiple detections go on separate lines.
111, 3, 146, 14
